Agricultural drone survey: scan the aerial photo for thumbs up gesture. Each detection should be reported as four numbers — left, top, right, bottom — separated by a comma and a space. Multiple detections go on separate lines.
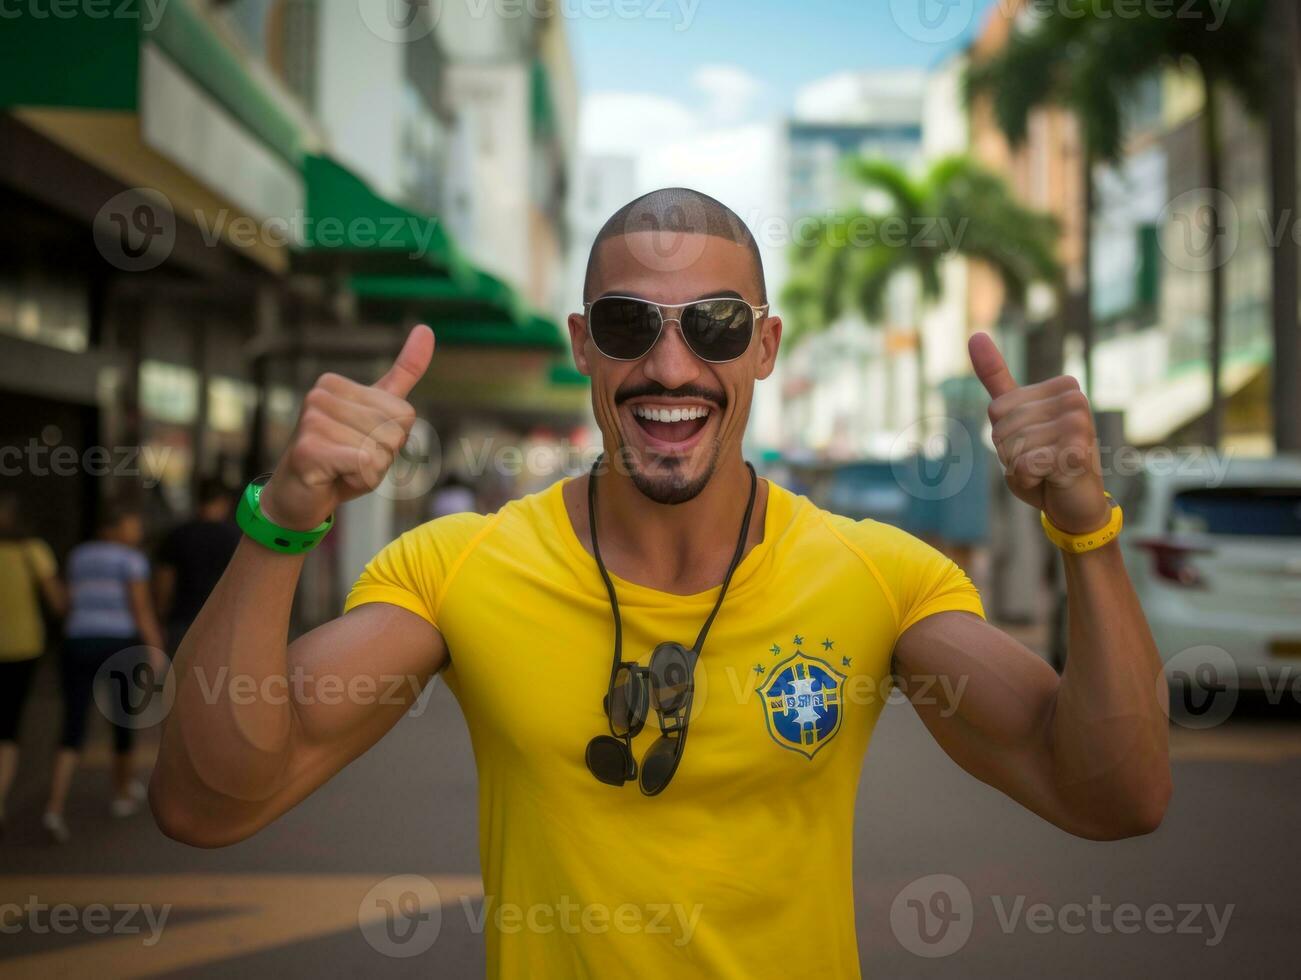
969, 332, 1110, 535
260, 325, 435, 530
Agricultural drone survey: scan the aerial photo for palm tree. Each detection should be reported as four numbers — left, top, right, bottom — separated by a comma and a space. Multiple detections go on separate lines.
968, 0, 1270, 448
782, 154, 1059, 430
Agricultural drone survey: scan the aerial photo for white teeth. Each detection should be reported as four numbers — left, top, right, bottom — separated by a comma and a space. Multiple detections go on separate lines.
632, 405, 711, 423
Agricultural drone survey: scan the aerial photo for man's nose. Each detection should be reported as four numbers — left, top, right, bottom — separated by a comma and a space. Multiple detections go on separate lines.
640, 319, 702, 390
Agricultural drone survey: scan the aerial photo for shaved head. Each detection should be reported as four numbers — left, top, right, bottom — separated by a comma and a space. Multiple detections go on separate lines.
583, 187, 767, 304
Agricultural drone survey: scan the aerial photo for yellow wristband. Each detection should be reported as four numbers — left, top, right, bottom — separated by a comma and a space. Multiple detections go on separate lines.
1040, 493, 1123, 554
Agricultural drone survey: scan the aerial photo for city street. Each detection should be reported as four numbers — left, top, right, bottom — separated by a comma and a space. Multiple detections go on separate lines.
2, 633, 1299, 979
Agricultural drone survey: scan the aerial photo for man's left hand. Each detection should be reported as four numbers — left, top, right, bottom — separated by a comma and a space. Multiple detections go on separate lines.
969, 331, 1110, 535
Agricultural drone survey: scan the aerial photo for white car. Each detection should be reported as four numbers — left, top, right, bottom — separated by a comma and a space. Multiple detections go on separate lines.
1051, 454, 1301, 691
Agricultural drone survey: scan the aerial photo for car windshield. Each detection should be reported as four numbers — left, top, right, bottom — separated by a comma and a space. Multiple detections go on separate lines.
1170, 486, 1301, 537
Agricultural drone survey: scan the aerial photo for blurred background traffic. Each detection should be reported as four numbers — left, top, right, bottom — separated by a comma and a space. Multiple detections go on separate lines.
1, 0, 1300, 977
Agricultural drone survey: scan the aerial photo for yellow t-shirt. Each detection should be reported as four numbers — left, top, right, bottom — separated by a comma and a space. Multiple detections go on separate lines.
0, 539, 56, 661
345, 479, 984, 978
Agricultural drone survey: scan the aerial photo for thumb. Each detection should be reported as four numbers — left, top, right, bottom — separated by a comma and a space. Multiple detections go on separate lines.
969, 331, 1018, 400
374, 324, 435, 398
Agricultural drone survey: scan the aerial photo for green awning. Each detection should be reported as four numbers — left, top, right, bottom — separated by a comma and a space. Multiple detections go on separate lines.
351, 269, 521, 321
426, 318, 568, 352
350, 266, 568, 352
549, 360, 589, 386
0, 0, 305, 168
301, 155, 464, 277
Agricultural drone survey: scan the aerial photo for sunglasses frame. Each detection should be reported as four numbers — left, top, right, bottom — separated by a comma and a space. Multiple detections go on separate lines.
586, 642, 698, 796
583, 294, 770, 364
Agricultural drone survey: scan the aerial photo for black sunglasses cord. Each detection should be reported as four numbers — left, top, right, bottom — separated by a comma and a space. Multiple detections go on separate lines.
587, 453, 759, 697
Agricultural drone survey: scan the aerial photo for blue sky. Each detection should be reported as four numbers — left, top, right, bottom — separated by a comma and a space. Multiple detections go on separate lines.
569, 0, 999, 108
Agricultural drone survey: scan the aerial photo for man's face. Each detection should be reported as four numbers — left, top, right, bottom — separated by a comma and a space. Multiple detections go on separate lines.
569, 232, 781, 504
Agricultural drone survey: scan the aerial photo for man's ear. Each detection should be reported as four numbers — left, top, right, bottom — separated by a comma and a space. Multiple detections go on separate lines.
756, 315, 782, 380
567, 312, 592, 376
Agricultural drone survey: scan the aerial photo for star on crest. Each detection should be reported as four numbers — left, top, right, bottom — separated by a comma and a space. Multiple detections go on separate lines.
841, 656, 853, 667
793, 634, 804, 646
770, 643, 781, 655
822, 638, 834, 650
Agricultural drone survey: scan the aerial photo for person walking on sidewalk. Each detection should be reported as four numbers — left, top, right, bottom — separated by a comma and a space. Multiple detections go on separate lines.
0, 492, 65, 836
154, 478, 241, 657
44, 501, 165, 844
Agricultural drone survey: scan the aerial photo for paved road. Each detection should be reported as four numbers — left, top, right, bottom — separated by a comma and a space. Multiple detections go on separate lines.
2, 645, 1299, 978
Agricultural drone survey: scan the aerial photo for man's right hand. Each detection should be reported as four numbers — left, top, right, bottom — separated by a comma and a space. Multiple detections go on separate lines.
260, 325, 435, 530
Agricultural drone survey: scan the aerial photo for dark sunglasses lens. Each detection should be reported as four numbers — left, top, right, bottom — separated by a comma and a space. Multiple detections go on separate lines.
639, 735, 683, 796
608, 666, 649, 736
586, 736, 633, 786
681, 300, 753, 362
649, 643, 694, 713
589, 298, 661, 359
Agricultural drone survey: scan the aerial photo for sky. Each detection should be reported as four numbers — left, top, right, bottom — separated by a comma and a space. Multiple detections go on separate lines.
570, 0, 999, 120
565, 0, 999, 287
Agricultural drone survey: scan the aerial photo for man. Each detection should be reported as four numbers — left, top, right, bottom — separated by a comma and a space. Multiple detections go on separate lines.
154, 478, 242, 656
151, 189, 1171, 977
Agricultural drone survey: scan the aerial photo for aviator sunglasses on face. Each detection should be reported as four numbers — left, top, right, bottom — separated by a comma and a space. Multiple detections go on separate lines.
584, 295, 769, 363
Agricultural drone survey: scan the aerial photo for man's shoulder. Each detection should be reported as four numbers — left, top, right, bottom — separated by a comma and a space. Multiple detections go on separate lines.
395, 482, 557, 563
796, 497, 952, 573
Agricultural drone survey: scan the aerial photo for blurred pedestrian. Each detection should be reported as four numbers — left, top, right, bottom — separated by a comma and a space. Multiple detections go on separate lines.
154, 478, 241, 655
0, 493, 65, 836
43, 501, 165, 844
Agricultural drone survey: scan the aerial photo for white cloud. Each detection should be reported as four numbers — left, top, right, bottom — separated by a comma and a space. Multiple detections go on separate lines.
578, 91, 701, 157
691, 65, 764, 125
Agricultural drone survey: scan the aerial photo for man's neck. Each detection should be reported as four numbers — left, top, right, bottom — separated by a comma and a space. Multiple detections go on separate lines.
564, 453, 768, 596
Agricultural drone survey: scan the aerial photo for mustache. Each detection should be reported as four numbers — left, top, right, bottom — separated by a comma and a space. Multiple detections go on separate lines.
614, 382, 726, 409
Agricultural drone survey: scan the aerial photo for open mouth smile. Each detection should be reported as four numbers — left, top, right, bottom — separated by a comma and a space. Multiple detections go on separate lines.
626, 401, 718, 453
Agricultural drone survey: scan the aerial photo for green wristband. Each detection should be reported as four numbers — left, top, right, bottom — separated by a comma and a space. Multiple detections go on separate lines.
235, 478, 334, 554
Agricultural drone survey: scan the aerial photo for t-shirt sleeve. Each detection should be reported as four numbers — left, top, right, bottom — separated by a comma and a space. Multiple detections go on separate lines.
893, 538, 985, 636
343, 512, 490, 628
837, 518, 985, 638
125, 549, 150, 582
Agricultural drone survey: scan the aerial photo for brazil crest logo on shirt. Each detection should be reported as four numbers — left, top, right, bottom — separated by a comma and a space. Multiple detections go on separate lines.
760, 653, 846, 759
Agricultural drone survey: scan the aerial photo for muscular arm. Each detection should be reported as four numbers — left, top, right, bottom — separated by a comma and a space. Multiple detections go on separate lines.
893, 333, 1172, 841
149, 539, 445, 847
149, 325, 439, 848
894, 540, 1170, 840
